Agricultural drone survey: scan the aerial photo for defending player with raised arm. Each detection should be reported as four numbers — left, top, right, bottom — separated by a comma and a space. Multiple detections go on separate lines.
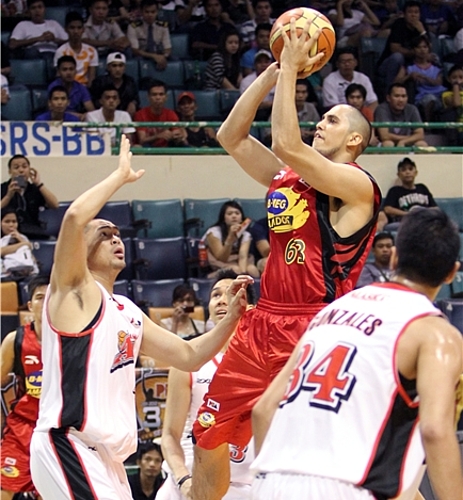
192, 19, 381, 500
29, 136, 252, 500
252, 207, 463, 500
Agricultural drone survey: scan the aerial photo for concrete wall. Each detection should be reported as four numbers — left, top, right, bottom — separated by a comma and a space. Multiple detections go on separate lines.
2, 154, 462, 202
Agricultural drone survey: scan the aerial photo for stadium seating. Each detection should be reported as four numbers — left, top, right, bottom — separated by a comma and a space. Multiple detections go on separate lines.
31, 87, 49, 116
11, 59, 48, 86
170, 33, 190, 61
1, 31, 10, 45
175, 89, 221, 120
451, 271, 463, 298
117, 237, 135, 281
435, 197, 463, 231
1, 85, 32, 120
157, 8, 177, 32
31, 240, 57, 275
234, 198, 267, 221
437, 298, 463, 334
220, 89, 240, 117
45, 6, 69, 26
183, 197, 231, 237
131, 278, 184, 308
113, 279, 132, 298
38, 202, 71, 239
132, 198, 184, 238
188, 277, 215, 310
139, 60, 185, 89
96, 201, 148, 238
183, 60, 208, 89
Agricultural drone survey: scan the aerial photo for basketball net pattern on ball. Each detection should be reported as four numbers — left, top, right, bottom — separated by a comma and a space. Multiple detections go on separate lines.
269, 7, 336, 77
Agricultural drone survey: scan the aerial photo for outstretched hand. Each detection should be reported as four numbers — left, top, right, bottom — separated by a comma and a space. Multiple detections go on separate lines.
118, 134, 145, 183
226, 275, 255, 319
279, 18, 324, 74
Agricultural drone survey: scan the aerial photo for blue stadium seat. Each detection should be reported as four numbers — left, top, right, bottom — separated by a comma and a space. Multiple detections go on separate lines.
188, 277, 214, 309
158, 8, 177, 32
132, 199, 184, 238
133, 237, 187, 280
139, 60, 185, 89
38, 202, 71, 239
183, 198, 231, 237
183, 60, 208, 90
174, 89, 221, 120
1, 31, 11, 45
170, 33, 190, 60
451, 271, 463, 298
1, 314, 19, 341
96, 201, 147, 238
220, 89, 240, 116
117, 237, 135, 281
1, 85, 32, 120
114, 279, 132, 299
31, 240, 57, 275
31, 87, 49, 115
437, 298, 463, 334
439, 36, 456, 60
234, 198, 267, 222
131, 278, 184, 308
359, 37, 387, 81
45, 6, 69, 26
435, 197, 463, 231
11, 59, 48, 86
138, 89, 175, 109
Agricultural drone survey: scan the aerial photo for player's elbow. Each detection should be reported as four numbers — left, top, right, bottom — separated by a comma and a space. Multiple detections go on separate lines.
272, 139, 298, 165
420, 420, 453, 446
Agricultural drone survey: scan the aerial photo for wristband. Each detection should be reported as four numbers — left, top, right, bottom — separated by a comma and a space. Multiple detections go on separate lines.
177, 474, 192, 489
420, 30, 426, 36
37, 183, 44, 189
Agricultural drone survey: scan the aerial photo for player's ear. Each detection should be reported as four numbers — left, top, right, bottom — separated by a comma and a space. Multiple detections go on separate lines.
443, 261, 460, 285
347, 131, 363, 147
27, 300, 33, 312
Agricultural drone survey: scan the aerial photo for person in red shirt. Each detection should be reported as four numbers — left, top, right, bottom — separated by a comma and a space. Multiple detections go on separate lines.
134, 79, 180, 147
345, 83, 379, 146
1, 275, 49, 500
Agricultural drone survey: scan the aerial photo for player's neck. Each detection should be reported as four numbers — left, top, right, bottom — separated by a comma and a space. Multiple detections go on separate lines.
390, 275, 438, 301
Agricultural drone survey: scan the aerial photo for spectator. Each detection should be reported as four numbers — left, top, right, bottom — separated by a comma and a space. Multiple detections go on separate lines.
127, 0, 171, 70
90, 52, 139, 118
35, 86, 81, 122
355, 231, 394, 288
204, 29, 242, 90
9, 0, 67, 61
54, 11, 99, 87
222, 0, 253, 27
239, 0, 275, 50
1, 41, 11, 77
48, 56, 95, 119
248, 216, 269, 275
205, 200, 260, 278
1, 155, 59, 239
169, 0, 207, 34
442, 64, 463, 145
189, 0, 235, 60
374, 83, 429, 148
377, 0, 427, 90
345, 83, 379, 145
128, 442, 167, 500
172, 91, 219, 147
421, 0, 456, 38
86, 84, 135, 146
240, 22, 272, 76
134, 79, 180, 147
239, 49, 274, 120
322, 47, 378, 111
395, 35, 446, 122
382, 157, 437, 230
1, 73, 10, 105
328, 0, 379, 48
83, 0, 131, 58
119, 0, 144, 26
1, 208, 39, 278
373, 0, 403, 37
161, 284, 206, 338
263, 79, 319, 146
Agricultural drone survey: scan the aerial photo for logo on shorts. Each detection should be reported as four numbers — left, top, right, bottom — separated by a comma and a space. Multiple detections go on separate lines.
198, 412, 216, 428
206, 398, 220, 411
1, 466, 19, 478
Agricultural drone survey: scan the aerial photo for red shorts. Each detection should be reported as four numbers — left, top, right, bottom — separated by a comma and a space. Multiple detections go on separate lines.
1, 412, 37, 493
193, 298, 324, 450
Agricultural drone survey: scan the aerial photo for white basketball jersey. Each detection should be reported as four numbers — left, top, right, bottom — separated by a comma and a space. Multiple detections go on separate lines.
252, 283, 443, 499
164, 353, 254, 485
35, 282, 143, 462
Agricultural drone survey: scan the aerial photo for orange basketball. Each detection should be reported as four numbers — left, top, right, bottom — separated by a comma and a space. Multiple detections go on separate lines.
269, 7, 336, 77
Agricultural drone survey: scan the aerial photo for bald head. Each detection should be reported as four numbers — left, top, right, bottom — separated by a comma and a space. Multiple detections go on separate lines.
345, 105, 371, 154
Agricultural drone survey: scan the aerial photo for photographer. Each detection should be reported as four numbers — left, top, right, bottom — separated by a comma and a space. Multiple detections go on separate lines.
161, 284, 206, 338
1, 155, 59, 239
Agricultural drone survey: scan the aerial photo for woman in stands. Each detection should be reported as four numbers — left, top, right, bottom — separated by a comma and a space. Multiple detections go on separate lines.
161, 284, 206, 339
203, 29, 243, 90
205, 200, 259, 278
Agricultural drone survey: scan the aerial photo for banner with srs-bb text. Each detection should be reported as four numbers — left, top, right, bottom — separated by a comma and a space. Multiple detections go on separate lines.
1, 121, 111, 157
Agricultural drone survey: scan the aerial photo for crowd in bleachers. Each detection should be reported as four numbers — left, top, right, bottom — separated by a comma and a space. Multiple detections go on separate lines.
1, 0, 463, 147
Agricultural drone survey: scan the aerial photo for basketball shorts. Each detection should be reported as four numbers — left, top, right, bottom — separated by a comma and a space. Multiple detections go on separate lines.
30, 429, 133, 500
1, 413, 37, 493
193, 299, 323, 450
251, 472, 375, 500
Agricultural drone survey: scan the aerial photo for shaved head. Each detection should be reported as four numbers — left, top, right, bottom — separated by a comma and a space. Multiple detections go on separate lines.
345, 105, 371, 154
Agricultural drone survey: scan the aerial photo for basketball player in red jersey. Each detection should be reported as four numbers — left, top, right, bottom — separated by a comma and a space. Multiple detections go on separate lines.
1, 275, 49, 500
192, 20, 381, 500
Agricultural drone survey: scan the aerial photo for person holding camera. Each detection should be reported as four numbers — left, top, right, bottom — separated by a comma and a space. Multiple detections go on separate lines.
161, 284, 206, 338
1, 155, 59, 240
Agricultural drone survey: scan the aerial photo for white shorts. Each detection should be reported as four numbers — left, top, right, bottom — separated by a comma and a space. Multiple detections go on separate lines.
251, 472, 375, 500
157, 473, 251, 500
30, 430, 133, 500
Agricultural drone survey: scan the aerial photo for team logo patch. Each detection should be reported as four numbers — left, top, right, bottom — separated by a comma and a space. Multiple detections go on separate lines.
110, 330, 135, 373
206, 398, 220, 411
267, 188, 309, 233
25, 370, 42, 398
198, 412, 216, 428
1, 466, 19, 478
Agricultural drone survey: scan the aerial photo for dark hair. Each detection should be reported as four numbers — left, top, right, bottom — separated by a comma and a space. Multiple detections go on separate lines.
212, 201, 246, 245
335, 46, 357, 62
65, 10, 84, 27
147, 79, 168, 93
396, 208, 460, 287
387, 82, 407, 95
137, 442, 163, 461
296, 78, 310, 91
252, 0, 271, 8
1, 208, 17, 234
48, 85, 69, 100
210, 268, 257, 305
172, 284, 197, 305
397, 157, 416, 171
57, 55, 77, 68
89, 0, 109, 6
8, 154, 30, 170
141, 0, 158, 8
28, 275, 50, 300
255, 22, 272, 36
403, 0, 421, 12
448, 64, 463, 77
217, 30, 242, 91
373, 231, 394, 247
99, 83, 119, 100
345, 83, 366, 100
411, 35, 430, 49
27, 0, 43, 8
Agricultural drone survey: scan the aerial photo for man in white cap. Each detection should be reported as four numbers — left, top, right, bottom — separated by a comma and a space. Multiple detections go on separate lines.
90, 51, 139, 118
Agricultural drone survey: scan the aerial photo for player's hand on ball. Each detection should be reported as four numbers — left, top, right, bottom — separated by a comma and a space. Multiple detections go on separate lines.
280, 18, 324, 74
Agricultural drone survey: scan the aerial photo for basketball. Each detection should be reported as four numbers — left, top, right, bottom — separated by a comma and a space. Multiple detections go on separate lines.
269, 7, 336, 77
